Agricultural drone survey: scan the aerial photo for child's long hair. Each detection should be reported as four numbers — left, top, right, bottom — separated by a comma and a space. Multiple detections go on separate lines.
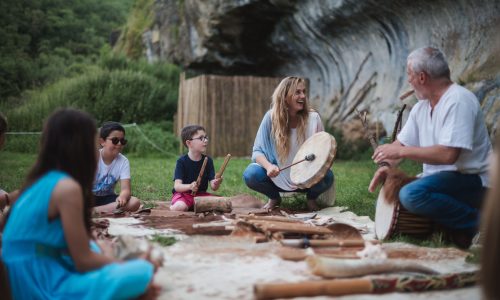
481, 139, 500, 299
271, 76, 309, 164
17, 109, 97, 233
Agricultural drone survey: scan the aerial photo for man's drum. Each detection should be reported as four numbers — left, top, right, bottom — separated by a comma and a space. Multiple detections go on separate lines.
290, 132, 337, 189
375, 186, 433, 240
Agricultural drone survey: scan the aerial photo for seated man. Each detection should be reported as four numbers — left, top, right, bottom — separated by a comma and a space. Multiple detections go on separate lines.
369, 47, 491, 249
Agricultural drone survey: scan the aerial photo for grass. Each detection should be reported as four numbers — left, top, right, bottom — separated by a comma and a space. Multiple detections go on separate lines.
0, 151, 421, 219
150, 235, 177, 247
1, 150, 463, 249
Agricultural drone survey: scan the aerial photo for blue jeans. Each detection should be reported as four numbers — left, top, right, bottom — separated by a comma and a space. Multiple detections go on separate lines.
243, 163, 334, 200
399, 171, 486, 232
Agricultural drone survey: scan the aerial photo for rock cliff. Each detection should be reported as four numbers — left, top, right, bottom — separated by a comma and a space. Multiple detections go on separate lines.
150, 0, 500, 134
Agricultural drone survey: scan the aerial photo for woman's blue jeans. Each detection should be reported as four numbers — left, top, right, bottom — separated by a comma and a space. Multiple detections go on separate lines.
243, 163, 334, 200
399, 171, 486, 232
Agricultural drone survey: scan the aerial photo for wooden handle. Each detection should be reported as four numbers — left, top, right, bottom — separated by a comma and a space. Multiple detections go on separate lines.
279, 158, 306, 172
254, 279, 372, 300
192, 157, 208, 196
215, 154, 231, 179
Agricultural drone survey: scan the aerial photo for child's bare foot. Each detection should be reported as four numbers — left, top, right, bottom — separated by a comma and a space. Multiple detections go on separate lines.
262, 199, 281, 210
307, 199, 319, 211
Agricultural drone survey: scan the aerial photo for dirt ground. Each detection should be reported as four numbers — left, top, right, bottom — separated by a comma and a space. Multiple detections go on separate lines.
93, 197, 480, 300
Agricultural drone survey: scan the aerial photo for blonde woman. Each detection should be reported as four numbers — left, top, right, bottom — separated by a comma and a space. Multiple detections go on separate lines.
243, 76, 334, 210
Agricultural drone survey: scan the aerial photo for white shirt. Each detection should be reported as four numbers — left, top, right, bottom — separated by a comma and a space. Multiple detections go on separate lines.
92, 149, 130, 196
272, 112, 324, 190
397, 83, 491, 186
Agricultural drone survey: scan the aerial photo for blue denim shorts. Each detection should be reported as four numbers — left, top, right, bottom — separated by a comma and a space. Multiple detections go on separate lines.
94, 194, 118, 207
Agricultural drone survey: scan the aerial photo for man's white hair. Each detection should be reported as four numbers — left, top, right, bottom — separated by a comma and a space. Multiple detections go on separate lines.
407, 47, 450, 79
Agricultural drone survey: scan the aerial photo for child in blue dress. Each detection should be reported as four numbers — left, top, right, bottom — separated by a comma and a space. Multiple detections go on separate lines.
1, 108, 160, 299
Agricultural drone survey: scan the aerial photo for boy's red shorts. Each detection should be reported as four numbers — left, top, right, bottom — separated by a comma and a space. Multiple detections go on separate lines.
171, 191, 213, 208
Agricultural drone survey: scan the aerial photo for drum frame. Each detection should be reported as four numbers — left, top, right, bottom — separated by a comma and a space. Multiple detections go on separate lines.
375, 186, 433, 240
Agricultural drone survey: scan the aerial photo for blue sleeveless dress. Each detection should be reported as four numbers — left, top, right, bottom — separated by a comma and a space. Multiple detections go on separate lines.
2, 171, 153, 299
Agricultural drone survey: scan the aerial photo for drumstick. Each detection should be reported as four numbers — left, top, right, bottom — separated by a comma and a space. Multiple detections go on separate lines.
399, 89, 414, 100
279, 154, 315, 172
215, 154, 231, 179
192, 157, 208, 196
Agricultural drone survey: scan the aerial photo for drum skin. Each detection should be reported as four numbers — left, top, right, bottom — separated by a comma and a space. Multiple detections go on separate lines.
375, 186, 396, 240
290, 132, 336, 189
375, 186, 433, 240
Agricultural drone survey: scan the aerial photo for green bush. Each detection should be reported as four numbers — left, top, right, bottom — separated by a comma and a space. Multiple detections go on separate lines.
326, 127, 373, 160
3, 134, 40, 154
123, 122, 179, 157
0, 0, 134, 101
6, 66, 178, 131
4, 122, 179, 156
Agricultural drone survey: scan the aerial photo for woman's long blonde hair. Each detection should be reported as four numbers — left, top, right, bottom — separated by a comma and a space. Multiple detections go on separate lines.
271, 76, 310, 164
481, 138, 500, 299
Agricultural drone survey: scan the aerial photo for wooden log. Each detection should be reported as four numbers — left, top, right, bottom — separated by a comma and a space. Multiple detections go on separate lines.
254, 272, 477, 300
194, 196, 232, 214
254, 279, 372, 300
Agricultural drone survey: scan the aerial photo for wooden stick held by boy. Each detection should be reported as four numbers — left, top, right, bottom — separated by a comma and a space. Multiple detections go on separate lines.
192, 157, 208, 196
215, 154, 231, 179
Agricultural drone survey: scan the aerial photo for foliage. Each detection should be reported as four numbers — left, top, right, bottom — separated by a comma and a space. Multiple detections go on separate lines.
326, 127, 373, 160
6, 64, 179, 131
2, 134, 41, 154
0, 0, 134, 102
150, 235, 177, 247
113, 0, 155, 59
123, 122, 179, 157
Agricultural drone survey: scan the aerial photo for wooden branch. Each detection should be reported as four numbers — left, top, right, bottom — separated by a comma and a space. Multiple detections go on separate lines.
391, 104, 406, 142
341, 72, 377, 121
192, 157, 208, 196
355, 108, 378, 150
215, 153, 231, 179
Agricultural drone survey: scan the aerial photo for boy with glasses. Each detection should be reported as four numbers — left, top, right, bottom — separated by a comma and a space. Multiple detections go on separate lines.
93, 121, 142, 214
170, 125, 222, 211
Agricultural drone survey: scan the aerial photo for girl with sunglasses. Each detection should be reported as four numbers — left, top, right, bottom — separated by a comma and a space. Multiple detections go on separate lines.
93, 121, 142, 214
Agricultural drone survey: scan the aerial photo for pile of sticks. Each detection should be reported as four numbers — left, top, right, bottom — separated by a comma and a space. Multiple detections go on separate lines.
233, 214, 339, 242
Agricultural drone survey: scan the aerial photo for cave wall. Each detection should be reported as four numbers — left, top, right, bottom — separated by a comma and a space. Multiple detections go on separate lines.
150, 0, 500, 134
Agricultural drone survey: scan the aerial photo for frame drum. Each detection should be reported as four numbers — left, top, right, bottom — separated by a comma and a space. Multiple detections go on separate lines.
375, 186, 433, 240
290, 132, 337, 189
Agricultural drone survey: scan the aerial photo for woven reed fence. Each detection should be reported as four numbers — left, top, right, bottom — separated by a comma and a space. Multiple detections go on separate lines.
176, 73, 282, 157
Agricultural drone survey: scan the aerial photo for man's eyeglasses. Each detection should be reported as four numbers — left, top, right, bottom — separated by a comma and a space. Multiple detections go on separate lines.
107, 137, 128, 145
189, 136, 209, 142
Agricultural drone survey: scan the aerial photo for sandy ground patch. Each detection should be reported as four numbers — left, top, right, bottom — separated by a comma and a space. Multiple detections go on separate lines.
97, 207, 480, 300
